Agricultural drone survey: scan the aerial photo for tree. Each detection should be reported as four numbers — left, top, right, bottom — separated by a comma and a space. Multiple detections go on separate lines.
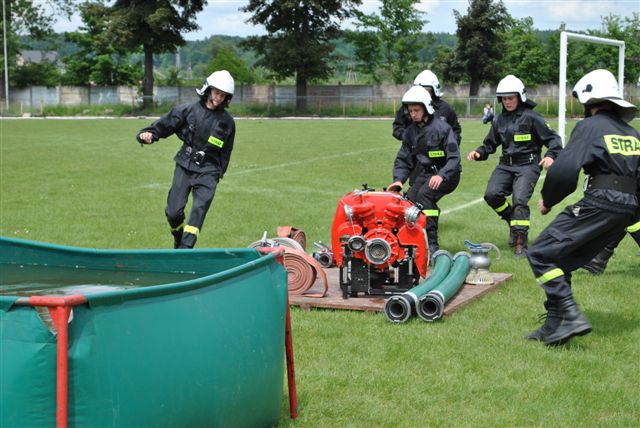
103, 0, 205, 107
12, 61, 62, 88
446, 0, 511, 96
241, 0, 361, 111
207, 48, 254, 84
579, 13, 640, 85
347, 0, 426, 84
499, 17, 554, 86
1, 0, 75, 98
62, 2, 141, 86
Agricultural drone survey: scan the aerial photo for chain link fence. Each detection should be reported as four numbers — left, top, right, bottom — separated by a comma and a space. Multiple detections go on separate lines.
2, 84, 638, 118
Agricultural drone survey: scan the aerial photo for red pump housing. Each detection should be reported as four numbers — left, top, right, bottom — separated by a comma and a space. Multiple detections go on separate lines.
330, 186, 429, 298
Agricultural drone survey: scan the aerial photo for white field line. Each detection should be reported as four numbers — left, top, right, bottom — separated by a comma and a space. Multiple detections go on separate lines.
442, 171, 547, 215
441, 198, 485, 215
140, 147, 389, 188
227, 147, 387, 176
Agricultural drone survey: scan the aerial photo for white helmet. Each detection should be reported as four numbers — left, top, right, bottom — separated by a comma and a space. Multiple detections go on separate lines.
413, 70, 443, 97
196, 70, 235, 101
572, 69, 637, 121
496, 74, 526, 102
402, 85, 435, 115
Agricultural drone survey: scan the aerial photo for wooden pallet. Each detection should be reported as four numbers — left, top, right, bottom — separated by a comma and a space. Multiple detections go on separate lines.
289, 267, 512, 316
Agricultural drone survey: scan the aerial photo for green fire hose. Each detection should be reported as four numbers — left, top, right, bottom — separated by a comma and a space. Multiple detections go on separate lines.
417, 251, 471, 322
384, 250, 453, 323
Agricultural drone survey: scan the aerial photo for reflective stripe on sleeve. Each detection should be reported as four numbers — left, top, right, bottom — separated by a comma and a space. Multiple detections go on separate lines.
510, 219, 530, 227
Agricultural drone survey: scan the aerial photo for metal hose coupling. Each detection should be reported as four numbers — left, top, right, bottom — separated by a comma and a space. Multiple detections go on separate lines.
383, 249, 452, 323
417, 251, 471, 322
384, 292, 419, 323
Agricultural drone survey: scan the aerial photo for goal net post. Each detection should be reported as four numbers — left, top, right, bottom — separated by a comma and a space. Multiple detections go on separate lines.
558, 31, 625, 146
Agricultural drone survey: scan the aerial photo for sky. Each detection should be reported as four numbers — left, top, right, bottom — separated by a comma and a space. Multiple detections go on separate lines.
51, 0, 640, 41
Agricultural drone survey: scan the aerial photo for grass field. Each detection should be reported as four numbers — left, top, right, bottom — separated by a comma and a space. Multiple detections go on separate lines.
1, 117, 639, 426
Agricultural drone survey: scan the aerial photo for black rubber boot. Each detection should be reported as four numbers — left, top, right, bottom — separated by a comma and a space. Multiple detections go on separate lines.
582, 245, 615, 275
513, 231, 528, 259
526, 300, 561, 341
543, 296, 592, 346
171, 229, 183, 249
426, 218, 439, 258
508, 228, 516, 248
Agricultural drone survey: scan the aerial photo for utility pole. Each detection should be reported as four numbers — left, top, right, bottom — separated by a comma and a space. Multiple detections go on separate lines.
2, 0, 9, 109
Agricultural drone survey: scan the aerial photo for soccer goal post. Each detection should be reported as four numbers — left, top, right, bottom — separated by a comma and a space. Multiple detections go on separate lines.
558, 31, 625, 146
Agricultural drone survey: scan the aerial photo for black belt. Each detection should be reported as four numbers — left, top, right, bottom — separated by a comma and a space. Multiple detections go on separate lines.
500, 153, 539, 166
588, 174, 637, 194
421, 163, 441, 174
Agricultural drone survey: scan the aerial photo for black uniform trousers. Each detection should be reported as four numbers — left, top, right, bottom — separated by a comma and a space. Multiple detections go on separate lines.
484, 162, 540, 232
527, 199, 634, 300
165, 164, 219, 249
599, 207, 640, 251
407, 170, 461, 250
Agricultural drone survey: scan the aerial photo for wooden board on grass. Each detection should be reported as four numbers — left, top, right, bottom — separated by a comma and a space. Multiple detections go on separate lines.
289, 267, 512, 316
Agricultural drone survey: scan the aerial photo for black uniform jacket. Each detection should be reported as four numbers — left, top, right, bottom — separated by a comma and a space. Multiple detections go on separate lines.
393, 117, 461, 184
139, 100, 235, 176
393, 98, 461, 144
541, 111, 640, 212
474, 104, 562, 161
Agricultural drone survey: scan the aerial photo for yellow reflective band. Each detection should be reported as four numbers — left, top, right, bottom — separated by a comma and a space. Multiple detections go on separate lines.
537, 268, 564, 284
184, 225, 200, 236
208, 135, 224, 148
494, 202, 510, 213
514, 134, 532, 142
170, 222, 185, 232
604, 135, 640, 155
422, 209, 440, 217
510, 220, 530, 227
428, 150, 445, 158
625, 221, 640, 233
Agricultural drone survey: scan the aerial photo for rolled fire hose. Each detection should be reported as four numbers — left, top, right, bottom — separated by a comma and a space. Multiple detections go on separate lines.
383, 250, 453, 323
417, 251, 471, 322
249, 231, 327, 297
279, 246, 328, 297
249, 236, 304, 252
277, 226, 307, 252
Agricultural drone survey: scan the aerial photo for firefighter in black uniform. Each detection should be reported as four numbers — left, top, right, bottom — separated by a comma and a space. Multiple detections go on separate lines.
388, 86, 461, 256
392, 69, 461, 145
467, 74, 563, 258
137, 70, 236, 249
526, 69, 640, 346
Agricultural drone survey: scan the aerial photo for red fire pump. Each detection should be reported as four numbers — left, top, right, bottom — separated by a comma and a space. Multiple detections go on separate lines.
331, 185, 429, 298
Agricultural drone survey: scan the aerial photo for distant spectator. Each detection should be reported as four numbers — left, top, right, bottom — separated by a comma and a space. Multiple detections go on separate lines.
482, 102, 494, 124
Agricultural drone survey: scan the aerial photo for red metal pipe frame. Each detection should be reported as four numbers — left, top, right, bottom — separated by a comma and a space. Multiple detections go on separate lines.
27, 295, 88, 428
258, 247, 299, 419
285, 298, 299, 418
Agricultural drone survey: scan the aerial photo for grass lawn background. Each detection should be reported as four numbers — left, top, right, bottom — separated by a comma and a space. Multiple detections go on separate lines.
1, 117, 638, 426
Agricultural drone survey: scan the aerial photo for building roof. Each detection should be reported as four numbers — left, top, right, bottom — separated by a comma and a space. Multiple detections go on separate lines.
17, 50, 59, 66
